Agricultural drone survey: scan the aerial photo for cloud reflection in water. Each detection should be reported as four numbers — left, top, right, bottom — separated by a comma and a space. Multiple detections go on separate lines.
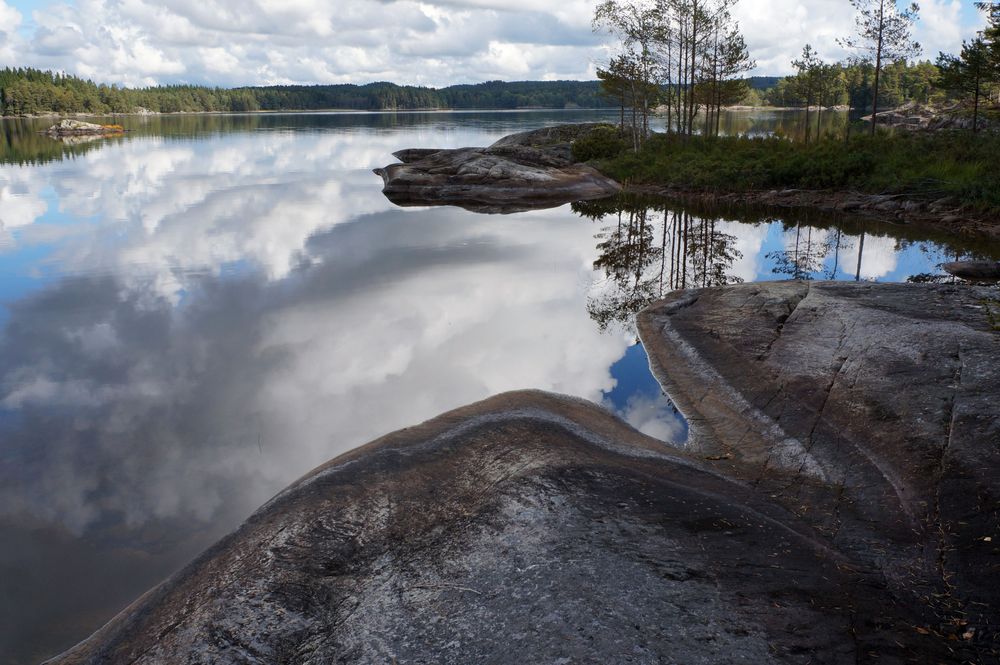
0, 113, 985, 663
0, 124, 641, 661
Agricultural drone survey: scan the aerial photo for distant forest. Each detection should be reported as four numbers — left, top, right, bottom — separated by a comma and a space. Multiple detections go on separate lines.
0, 69, 633, 115
0, 66, 952, 118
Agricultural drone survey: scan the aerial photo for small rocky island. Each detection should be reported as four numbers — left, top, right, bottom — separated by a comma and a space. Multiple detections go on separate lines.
47, 282, 999, 664
373, 124, 621, 212
44, 119, 125, 137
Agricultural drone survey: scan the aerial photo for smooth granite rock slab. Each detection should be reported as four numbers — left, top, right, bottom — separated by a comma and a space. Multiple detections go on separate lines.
639, 281, 1000, 656
372, 123, 621, 213
45, 390, 964, 664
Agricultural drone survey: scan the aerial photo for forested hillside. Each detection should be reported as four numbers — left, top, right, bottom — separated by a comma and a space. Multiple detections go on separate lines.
756, 60, 943, 109
0, 69, 617, 115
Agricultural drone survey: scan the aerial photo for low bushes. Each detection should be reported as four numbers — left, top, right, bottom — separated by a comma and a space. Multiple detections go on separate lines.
596, 131, 1000, 212
571, 125, 628, 162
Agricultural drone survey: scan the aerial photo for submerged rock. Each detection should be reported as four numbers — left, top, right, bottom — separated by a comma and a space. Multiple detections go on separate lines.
373, 123, 621, 213
48, 283, 999, 663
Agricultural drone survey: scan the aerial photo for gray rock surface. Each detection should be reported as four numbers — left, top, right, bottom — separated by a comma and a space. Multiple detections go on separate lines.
864, 101, 998, 131
48, 283, 999, 664
373, 123, 621, 212
639, 281, 1000, 658
48, 386, 991, 663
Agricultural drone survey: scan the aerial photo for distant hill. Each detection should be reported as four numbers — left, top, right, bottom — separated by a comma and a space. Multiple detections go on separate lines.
241, 80, 618, 113
1, 67, 785, 116
0, 69, 620, 115
746, 76, 781, 91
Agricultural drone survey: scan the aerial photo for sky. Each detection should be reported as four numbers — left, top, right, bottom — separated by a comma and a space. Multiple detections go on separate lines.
0, 0, 990, 89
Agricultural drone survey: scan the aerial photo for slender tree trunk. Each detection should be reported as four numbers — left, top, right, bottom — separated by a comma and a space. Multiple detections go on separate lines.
641, 44, 650, 141
793, 223, 802, 279
633, 209, 647, 291
682, 18, 688, 134
709, 219, 717, 284
666, 38, 673, 133
973, 73, 981, 133
715, 29, 722, 137
870, 0, 885, 136
804, 85, 812, 145
831, 228, 842, 277
631, 80, 639, 151
714, 35, 722, 139
659, 209, 668, 294
681, 211, 689, 287
688, 3, 698, 136
701, 219, 709, 286
680, 22, 688, 135
670, 211, 678, 288
845, 84, 853, 142
816, 99, 822, 142
805, 227, 814, 276
855, 230, 866, 281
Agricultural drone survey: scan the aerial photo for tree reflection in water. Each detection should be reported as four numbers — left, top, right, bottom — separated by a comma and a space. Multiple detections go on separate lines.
574, 194, 983, 335
766, 222, 830, 280
574, 196, 744, 333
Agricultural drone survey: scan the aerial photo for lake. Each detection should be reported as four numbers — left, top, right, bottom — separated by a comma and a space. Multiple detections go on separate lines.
1, 109, 996, 663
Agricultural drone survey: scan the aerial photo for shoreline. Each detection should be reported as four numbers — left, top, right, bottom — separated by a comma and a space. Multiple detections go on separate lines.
2, 105, 856, 120
625, 184, 1000, 241
1, 107, 620, 120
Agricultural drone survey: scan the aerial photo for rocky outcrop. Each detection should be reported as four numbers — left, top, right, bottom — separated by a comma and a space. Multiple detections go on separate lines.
47, 283, 999, 664
640, 281, 1000, 657
487, 122, 616, 156
373, 124, 621, 213
46, 388, 980, 664
44, 119, 125, 137
866, 101, 998, 132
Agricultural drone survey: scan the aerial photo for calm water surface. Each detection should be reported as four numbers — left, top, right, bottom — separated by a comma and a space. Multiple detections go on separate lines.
1, 110, 996, 662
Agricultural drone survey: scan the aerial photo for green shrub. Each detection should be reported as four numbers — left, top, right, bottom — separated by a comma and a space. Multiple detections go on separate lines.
594, 131, 1000, 212
572, 126, 628, 162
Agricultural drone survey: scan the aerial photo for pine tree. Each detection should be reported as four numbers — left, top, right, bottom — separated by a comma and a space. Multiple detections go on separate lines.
791, 45, 823, 143
936, 38, 993, 131
839, 0, 920, 134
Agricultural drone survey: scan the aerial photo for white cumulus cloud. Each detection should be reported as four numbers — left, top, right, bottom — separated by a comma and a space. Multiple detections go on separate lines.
0, 0, 988, 86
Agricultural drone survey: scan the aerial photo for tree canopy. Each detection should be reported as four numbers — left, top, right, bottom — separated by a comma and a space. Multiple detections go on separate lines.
0, 69, 620, 116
